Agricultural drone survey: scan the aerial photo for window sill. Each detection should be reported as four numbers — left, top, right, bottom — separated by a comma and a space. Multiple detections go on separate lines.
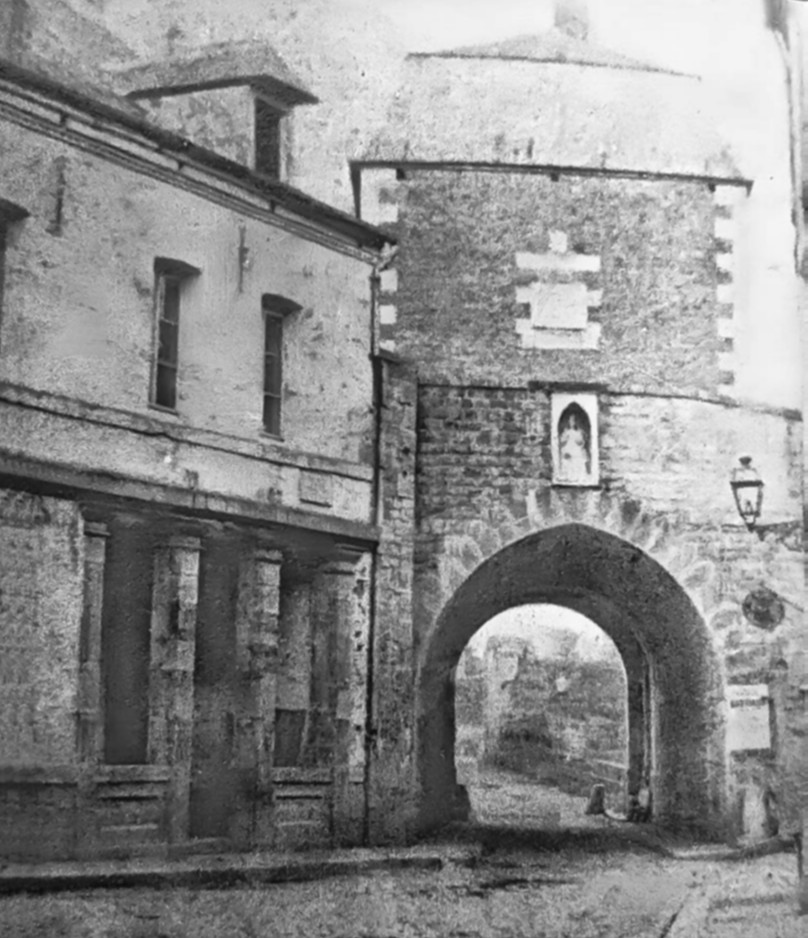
148, 402, 180, 418
551, 481, 603, 490
271, 767, 331, 784
259, 429, 284, 443
95, 765, 171, 783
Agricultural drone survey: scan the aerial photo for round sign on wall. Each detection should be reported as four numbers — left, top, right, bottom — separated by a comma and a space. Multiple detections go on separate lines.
742, 587, 785, 630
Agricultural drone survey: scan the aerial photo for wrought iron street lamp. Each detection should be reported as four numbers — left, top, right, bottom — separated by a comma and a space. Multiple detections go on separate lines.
730, 456, 764, 532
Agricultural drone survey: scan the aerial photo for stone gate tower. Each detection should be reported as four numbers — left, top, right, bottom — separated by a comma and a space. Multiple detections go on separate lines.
355, 9, 806, 841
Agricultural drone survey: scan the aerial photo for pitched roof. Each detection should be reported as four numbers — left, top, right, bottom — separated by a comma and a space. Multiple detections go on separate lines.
0, 58, 388, 250
420, 29, 684, 76
360, 52, 744, 183
111, 40, 318, 107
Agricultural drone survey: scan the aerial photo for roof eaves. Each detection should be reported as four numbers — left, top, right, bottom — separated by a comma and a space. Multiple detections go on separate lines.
125, 75, 318, 107
111, 43, 319, 107
0, 59, 390, 251
408, 49, 691, 77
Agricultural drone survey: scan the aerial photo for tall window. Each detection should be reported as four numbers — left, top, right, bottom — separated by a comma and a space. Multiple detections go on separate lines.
262, 294, 300, 437
150, 258, 199, 411
0, 199, 29, 342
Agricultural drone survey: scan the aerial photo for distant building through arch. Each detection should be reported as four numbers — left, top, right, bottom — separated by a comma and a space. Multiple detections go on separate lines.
416, 524, 727, 838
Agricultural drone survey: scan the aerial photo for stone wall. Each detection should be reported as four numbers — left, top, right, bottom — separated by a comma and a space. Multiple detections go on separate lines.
413, 381, 805, 837
0, 489, 83, 859
367, 354, 418, 843
0, 115, 376, 468
0, 486, 379, 859
417, 385, 800, 533
370, 168, 735, 395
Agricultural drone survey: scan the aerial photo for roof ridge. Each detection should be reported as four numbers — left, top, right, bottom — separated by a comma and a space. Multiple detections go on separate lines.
410, 29, 692, 77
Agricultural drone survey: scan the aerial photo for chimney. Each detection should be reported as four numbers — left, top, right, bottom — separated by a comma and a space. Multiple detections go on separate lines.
555, 0, 589, 41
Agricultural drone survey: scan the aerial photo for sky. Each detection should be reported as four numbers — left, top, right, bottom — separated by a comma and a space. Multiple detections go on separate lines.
465, 604, 620, 662
99, 0, 780, 78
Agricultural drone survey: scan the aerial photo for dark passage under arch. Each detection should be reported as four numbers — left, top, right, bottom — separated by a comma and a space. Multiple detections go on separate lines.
415, 524, 727, 838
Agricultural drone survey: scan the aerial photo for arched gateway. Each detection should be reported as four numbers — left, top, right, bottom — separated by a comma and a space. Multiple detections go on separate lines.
416, 524, 728, 838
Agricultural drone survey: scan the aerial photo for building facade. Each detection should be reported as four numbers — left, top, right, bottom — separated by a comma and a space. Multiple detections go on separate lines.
0, 10, 397, 859
352, 16, 806, 841
0, 0, 807, 859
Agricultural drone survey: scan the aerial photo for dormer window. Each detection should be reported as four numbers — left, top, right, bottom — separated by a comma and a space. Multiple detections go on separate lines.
254, 96, 284, 180
116, 40, 318, 177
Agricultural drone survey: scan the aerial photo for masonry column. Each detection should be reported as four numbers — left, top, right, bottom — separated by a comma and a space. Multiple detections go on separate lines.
318, 549, 370, 846
621, 646, 649, 813
76, 521, 108, 765
232, 547, 282, 847
75, 520, 109, 850
147, 535, 201, 844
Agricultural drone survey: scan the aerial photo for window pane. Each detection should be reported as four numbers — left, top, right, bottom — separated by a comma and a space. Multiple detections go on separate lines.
263, 394, 281, 435
152, 269, 181, 409
264, 315, 282, 353
162, 277, 181, 324
255, 99, 282, 179
264, 354, 282, 396
158, 320, 178, 365
155, 363, 177, 409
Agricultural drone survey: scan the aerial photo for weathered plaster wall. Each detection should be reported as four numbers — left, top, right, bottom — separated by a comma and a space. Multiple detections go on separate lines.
0, 395, 373, 524
136, 87, 256, 169
0, 0, 133, 74
0, 119, 376, 469
363, 56, 734, 179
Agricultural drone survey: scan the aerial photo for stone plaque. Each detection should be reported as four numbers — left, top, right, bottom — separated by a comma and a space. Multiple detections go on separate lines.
299, 470, 334, 507
727, 684, 771, 752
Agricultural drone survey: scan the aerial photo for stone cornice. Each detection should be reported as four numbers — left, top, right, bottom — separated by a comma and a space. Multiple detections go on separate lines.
0, 381, 374, 483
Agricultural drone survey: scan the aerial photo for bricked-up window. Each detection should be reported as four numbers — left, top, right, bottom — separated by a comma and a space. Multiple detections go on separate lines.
262, 294, 301, 436
255, 97, 284, 180
150, 258, 199, 411
0, 199, 29, 336
274, 710, 307, 766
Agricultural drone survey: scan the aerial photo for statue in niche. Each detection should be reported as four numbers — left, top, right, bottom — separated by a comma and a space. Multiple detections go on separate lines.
558, 403, 592, 483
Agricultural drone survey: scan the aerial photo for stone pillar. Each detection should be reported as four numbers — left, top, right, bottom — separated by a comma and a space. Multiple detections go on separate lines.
622, 646, 650, 811
76, 521, 108, 763
232, 547, 282, 847
147, 535, 201, 844
626, 677, 646, 805
319, 549, 370, 846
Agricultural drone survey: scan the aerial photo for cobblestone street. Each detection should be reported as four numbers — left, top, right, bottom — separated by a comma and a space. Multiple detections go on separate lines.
2, 775, 804, 938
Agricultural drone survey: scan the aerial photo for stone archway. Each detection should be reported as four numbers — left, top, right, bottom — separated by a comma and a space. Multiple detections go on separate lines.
415, 523, 728, 838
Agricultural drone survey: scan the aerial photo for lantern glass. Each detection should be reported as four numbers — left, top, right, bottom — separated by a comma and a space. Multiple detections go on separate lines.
730, 456, 764, 530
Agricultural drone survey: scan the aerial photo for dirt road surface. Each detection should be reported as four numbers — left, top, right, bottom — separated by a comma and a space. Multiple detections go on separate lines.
1, 773, 803, 938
